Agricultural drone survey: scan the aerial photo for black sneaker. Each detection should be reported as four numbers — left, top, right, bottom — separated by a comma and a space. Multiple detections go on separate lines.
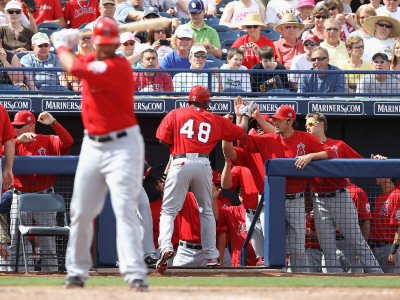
130, 279, 148, 292
63, 276, 84, 288
144, 255, 158, 267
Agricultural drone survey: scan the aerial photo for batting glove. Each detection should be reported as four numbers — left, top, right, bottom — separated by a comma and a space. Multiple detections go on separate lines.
52, 29, 81, 50
247, 101, 257, 114
239, 104, 251, 118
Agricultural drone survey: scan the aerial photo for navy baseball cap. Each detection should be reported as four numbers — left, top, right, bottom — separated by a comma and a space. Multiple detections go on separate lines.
372, 52, 389, 61
143, 6, 160, 18
188, 0, 204, 14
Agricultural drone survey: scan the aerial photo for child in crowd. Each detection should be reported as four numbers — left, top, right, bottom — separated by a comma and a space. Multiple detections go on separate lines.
250, 46, 290, 92
220, 48, 252, 92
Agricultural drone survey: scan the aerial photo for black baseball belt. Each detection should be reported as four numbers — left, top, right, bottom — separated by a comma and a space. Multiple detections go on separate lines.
173, 153, 208, 159
314, 187, 347, 198
88, 131, 127, 143
179, 241, 202, 250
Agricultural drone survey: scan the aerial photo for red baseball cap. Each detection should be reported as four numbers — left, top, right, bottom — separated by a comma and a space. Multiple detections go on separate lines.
12, 110, 36, 125
212, 170, 221, 185
303, 34, 320, 45
272, 105, 296, 120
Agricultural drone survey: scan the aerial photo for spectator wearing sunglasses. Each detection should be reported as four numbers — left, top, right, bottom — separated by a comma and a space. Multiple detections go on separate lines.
376, 0, 400, 21
356, 52, 400, 97
339, 35, 371, 93
116, 32, 150, 69
322, 0, 356, 42
274, 13, 305, 70
20, 32, 67, 90
231, 13, 276, 70
0, 0, 37, 32
173, 44, 220, 92
298, 46, 346, 94
219, 0, 266, 31
348, 5, 376, 42
0, 1, 33, 53
320, 18, 349, 67
289, 34, 320, 90
303, 6, 329, 42
185, 0, 221, 59
147, 27, 173, 64
363, 15, 400, 61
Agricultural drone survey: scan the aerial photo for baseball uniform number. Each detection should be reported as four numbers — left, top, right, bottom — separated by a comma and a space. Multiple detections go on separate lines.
179, 119, 211, 143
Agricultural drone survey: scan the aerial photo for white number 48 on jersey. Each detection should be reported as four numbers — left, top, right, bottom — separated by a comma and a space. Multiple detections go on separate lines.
180, 119, 211, 143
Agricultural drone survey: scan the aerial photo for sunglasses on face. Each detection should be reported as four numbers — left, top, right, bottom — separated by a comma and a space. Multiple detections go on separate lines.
122, 41, 135, 46
373, 59, 386, 64
304, 42, 317, 47
13, 123, 30, 129
38, 43, 50, 48
328, 5, 337, 11
305, 121, 320, 128
315, 15, 328, 19
353, 45, 364, 49
326, 27, 339, 32
178, 37, 191, 41
245, 25, 259, 29
155, 29, 167, 34
376, 23, 393, 29
285, 25, 298, 30
311, 56, 328, 62
273, 118, 287, 123
81, 36, 92, 41
7, 10, 21, 14
193, 53, 207, 59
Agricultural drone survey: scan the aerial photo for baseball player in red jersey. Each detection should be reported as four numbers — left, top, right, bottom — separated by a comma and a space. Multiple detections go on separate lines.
0, 104, 15, 191
237, 105, 334, 273
305, 112, 382, 273
53, 19, 148, 291
7, 110, 73, 271
155, 85, 251, 273
370, 178, 400, 273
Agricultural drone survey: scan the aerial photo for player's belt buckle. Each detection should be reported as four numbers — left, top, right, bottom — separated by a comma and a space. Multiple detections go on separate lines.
179, 240, 202, 250
286, 192, 305, 200
314, 187, 346, 198
173, 153, 209, 159
89, 131, 127, 143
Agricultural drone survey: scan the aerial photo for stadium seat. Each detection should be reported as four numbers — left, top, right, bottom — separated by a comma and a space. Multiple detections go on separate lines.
160, 12, 174, 18
220, 39, 235, 60
0, 84, 21, 91
213, 25, 240, 42
15, 194, 70, 273
78, 23, 88, 29
179, 17, 190, 25
216, 0, 232, 16
17, 52, 28, 59
39, 85, 71, 92
206, 54, 224, 68
267, 88, 294, 97
260, 26, 281, 42
37, 22, 63, 38
204, 15, 219, 26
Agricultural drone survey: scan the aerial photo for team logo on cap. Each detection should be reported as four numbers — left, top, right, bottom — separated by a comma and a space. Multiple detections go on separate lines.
288, 112, 293, 118
27, 116, 31, 122
191, 2, 196, 8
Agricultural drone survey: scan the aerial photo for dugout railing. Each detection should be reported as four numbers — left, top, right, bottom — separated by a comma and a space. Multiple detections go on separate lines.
259, 158, 400, 273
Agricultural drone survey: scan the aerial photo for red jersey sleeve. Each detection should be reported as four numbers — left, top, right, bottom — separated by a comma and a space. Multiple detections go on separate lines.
51, 122, 74, 155
156, 110, 174, 144
389, 190, 400, 226
0, 105, 16, 146
217, 115, 244, 142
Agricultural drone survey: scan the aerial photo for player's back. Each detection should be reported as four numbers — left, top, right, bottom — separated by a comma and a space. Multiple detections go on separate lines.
157, 106, 243, 156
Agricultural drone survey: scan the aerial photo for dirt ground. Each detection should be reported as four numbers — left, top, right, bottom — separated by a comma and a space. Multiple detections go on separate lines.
1, 269, 400, 300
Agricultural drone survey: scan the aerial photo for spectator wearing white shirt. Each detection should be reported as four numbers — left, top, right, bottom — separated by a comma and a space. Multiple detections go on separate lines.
266, 0, 297, 29
220, 47, 252, 92
376, 0, 400, 22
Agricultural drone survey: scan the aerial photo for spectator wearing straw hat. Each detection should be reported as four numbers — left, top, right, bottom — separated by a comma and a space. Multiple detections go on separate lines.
363, 14, 400, 61
273, 13, 305, 69
231, 13, 276, 70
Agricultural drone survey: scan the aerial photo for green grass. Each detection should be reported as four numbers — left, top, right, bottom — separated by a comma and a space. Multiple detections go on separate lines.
0, 276, 400, 288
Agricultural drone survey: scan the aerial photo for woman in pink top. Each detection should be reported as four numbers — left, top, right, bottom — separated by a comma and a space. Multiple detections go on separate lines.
231, 13, 276, 70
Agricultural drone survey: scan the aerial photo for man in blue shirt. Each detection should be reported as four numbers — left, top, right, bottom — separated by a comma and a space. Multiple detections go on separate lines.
114, 0, 144, 24
20, 33, 67, 90
298, 46, 346, 95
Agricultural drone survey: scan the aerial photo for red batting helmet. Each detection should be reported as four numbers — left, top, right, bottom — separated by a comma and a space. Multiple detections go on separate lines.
188, 85, 210, 104
93, 18, 120, 45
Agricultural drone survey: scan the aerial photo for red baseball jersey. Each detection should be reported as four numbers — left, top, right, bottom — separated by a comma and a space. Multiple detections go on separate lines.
233, 147, 265, 194
389, 189, 400, 227
231, 35, 276, 70
230, 166, 258, 210
177, 192, 202, 244
346, 182, 372, 222
218, 204, 257, 266
22, 0, 64, 25
150, 197, 179, 249
0, 104, 16, 156
216, 194, 231, 237
305, 212, 320, 249
156, 106, 244, 156
64, 0, 100, 29
13, 122, 73, 192
311, 138, 362, 193
133, 72, 174, 92
244, 131, 333, 194
71, 53, 138, 135
370, 188, 400, 243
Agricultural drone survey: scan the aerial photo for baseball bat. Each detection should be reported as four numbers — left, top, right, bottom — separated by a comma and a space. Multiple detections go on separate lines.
81, 18, 172, 36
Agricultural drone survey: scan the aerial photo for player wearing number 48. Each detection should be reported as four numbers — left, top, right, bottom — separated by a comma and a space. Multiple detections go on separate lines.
155, 85, 254, 273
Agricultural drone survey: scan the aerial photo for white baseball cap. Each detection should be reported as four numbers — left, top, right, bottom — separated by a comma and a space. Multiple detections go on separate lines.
5, 1, 22, 12
190, 44, 207, 55
175, 25, 193, 39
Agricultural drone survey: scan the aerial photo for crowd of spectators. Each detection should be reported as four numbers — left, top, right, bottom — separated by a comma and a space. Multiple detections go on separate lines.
0, 0, 400, 94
